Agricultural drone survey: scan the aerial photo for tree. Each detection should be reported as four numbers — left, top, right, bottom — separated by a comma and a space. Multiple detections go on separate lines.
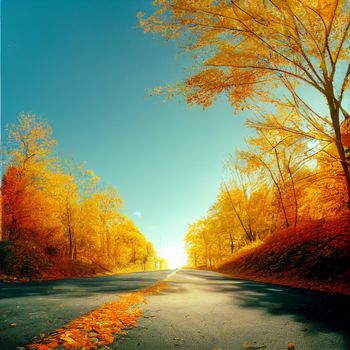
1, 114, 160, 276
2, 114, 59, 242
95, 187, 123, 258
57, 172, 79, 260
139, 0, 350, 205
5, 113, 57, 169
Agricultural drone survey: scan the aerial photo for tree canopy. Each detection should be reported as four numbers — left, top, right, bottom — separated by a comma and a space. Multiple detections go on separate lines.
1, 114, 161, 276
139, 0, 350, 205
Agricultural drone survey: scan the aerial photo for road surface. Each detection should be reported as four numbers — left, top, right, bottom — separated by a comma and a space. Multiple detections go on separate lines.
1, 269, 349, 349
0, 270, 172, 349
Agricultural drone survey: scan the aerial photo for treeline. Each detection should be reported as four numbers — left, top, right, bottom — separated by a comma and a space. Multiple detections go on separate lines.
140, 0, 350, 270
185, 116, 346, 268
1, 114, 162, 277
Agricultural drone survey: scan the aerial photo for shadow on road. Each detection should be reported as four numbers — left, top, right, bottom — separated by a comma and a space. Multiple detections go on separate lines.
179, 270, 350, 347
0, 270, 173, 350
0, 271, 173, 300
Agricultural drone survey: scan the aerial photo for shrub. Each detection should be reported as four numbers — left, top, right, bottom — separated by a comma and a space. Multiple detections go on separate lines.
0, 241, 48, 278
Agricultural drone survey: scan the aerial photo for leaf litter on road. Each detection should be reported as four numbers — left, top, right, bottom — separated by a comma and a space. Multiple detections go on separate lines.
27, 281, 168, 350
242, 341, 267, 349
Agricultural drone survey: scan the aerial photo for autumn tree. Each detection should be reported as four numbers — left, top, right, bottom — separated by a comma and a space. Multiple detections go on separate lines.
5, 113, 57, 169
299, 142, 348, 218
240, 131, 303, 227
1, 114, 160, 277
185, 128, 348, 268
57, 163, 102, 261
94, 187, 123, 258
2, 114, 59, 242
58, 172, 79, 259
185, 219, 212, 267
139, 0, 350, 205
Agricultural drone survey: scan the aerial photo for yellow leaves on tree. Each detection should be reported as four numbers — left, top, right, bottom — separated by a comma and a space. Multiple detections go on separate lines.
185, 123, 348, 269
139, 0, 350, 207
2, 114, 160, 277
139, 0, 349, 106
6, 113, 57, 169
2, 114, 61, 243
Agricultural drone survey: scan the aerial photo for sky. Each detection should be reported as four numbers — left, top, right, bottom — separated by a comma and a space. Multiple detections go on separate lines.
2, 0, 254, 266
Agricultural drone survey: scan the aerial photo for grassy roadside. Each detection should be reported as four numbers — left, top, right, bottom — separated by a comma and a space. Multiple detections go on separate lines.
217, 216, 350, 295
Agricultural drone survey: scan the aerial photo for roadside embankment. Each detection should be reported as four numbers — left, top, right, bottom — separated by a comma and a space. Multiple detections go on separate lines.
218, 216, 350, 295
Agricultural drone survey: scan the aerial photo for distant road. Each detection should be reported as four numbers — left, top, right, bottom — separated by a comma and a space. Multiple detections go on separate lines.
1, 269, 350, 350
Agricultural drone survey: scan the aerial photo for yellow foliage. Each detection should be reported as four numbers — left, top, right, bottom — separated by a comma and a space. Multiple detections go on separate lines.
2, 114, 160, 274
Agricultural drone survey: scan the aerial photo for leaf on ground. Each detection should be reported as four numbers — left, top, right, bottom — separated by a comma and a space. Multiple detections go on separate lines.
28, 281, 168, 349
242, 341, 267, 349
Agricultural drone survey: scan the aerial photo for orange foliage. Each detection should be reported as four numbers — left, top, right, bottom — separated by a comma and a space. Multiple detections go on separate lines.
185, 107, 347, 270
28, 281, 168, 349
1, 114, 161, 278
140, 0, 350, 285
140, 0, 350, 204
219, 216, 350, 294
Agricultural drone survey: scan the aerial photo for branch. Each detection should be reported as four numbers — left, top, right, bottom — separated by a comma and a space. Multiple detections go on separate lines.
204, 63, 324, 92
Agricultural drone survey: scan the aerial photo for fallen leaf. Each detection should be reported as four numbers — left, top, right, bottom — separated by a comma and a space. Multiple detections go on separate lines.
242, 341, 267, 349
27, 281, 168, 350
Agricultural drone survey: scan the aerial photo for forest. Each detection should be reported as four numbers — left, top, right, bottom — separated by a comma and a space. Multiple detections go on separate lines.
140, 0, 350, 291
0, 114, 164, 279
1, 0, 350, 291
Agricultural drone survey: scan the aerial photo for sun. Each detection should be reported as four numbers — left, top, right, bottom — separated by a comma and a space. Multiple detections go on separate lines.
158, 245, 188, 269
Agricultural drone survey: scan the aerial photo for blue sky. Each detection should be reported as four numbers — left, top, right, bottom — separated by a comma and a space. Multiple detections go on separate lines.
2, 0, 253, 258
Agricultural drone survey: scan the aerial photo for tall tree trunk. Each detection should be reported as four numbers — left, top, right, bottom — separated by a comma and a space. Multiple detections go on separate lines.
287, 164, 298, 228
328, 94, 350, 209
68, 225, 73, 259
8, 218, 19, 241
223, 183, 256, 240
218, 235, 222, 264
229, 233, 234, 254
73, 238, 77, 260
106, 229, 111, 258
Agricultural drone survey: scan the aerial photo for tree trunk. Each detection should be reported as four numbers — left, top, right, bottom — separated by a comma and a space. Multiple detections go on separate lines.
328, 96, 350, 209
8, 218, 19, 241
106, 230, 111, 258
73, 238, 77, 260
229, 233, 234, 254
68, 225, 73, 259
287, 164, 298, 228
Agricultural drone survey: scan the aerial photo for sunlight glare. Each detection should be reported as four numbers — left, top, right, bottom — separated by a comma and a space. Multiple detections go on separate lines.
159, 245, 188, 269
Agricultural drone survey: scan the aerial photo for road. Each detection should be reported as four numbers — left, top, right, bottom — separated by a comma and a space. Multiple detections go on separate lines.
0, 270, 171, 349
1, 269, 350, 350
115, 270, 350, 349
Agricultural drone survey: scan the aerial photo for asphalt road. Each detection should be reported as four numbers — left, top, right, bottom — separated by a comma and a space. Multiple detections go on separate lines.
116, 270, 350, 350
0, 270, 172, 349
1, 269, 349, 350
